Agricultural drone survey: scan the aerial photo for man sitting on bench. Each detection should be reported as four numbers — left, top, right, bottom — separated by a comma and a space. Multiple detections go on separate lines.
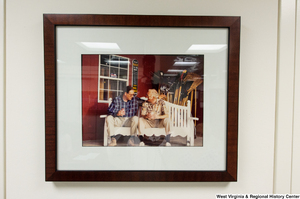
106, 86, 139, 146
138, 89, 171, 146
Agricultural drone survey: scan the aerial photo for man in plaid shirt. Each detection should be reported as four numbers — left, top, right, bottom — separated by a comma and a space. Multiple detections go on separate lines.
106, 86, 139, 146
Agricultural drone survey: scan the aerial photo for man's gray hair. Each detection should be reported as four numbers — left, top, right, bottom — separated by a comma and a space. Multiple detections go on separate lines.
148, 89, 159, 98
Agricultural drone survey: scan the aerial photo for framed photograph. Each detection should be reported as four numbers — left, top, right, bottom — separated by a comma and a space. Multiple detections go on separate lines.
44, 14, 240, 181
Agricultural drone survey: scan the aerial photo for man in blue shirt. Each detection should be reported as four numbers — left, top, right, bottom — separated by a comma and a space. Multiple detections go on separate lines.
106, 86, 139, 146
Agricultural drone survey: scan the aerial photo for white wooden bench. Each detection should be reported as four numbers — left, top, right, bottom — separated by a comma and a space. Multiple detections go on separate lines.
100, 98, 198, 146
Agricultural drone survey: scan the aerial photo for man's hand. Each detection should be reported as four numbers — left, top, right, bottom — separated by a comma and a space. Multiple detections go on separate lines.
146, 112, 157, 120
117, 108, 125, 116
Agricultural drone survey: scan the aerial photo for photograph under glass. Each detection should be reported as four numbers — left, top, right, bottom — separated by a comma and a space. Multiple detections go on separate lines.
82, 54, 204, 147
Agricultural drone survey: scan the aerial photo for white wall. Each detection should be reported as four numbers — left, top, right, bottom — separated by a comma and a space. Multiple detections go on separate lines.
2, 0, 300, 199
273, 0, 300, 194
291, 0, 300, 193
274, 0, 297, 193
1, 0, 5, 198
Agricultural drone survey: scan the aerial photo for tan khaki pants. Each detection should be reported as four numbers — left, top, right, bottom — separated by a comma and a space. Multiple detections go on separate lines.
138, 117, 170, 135
106, 115, 139, 136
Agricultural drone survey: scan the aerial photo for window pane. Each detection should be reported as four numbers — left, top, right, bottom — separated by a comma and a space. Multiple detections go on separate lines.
99, 90, 108, 100
99, 78, 108, 90
119, 81, 126, 92
120, 57, 128, 69
100, 54, 109, 65
110, 67, 118, 78
110, 55, 119, 67
109, 90, 118, 99
109, 79, 118, 91
119, 69, 127, 79
100, 65, 109, 77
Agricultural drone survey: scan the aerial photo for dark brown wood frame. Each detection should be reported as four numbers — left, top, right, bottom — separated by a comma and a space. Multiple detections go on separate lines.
44, 14, 240, 181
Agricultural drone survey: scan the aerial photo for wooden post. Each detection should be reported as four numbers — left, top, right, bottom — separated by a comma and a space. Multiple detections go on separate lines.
177, 86, 182, 105
190, 90, 194, 113
174, 88, 178, 104
194, 88, 197, 126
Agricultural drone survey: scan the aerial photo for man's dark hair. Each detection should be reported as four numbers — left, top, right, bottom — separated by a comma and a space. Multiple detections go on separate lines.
122, 86, 134, 95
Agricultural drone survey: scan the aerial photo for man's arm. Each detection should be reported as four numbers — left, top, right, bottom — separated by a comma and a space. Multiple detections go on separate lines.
107, 98, 120, 117
155, 114, 168, 119
154, 100, 168, 119
108, 98, 126, 117
141, 102, 149, 119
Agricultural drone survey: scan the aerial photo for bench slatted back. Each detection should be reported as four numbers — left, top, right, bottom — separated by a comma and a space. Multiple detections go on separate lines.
164, 101, 190, 130
107, 98, 191, 130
